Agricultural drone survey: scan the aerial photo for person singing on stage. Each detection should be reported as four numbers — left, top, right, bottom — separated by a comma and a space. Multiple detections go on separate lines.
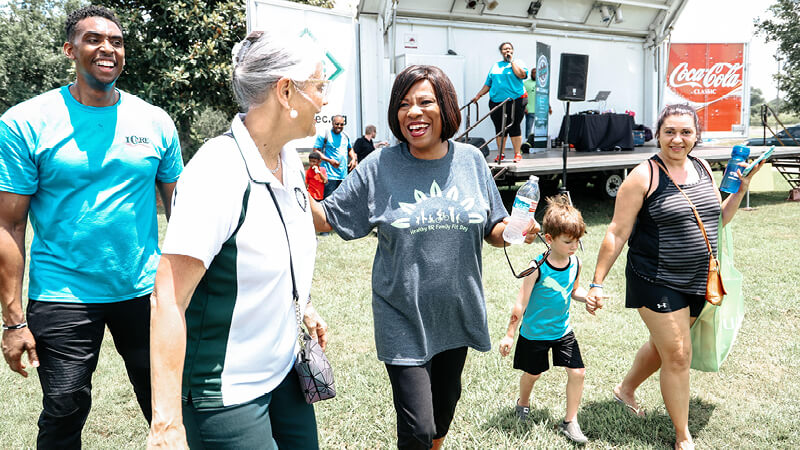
471, 42, 528, 163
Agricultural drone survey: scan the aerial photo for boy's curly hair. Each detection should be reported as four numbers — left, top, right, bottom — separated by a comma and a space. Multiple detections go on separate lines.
542, 195, 586, 239
65, 5, 123, 42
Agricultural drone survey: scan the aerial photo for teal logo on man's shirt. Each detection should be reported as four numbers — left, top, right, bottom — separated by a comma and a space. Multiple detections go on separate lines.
125, 135, 150, 145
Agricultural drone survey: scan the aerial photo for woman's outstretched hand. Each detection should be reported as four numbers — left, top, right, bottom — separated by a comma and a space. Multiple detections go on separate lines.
736, 158, 767, 193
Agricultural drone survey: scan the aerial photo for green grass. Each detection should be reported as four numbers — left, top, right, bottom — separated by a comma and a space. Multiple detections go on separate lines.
2, 172, 799, 449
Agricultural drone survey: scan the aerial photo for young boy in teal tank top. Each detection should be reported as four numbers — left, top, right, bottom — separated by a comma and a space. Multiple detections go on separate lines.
498, 195, 599, 444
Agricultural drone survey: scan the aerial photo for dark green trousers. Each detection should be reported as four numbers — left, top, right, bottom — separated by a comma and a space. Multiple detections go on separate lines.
183, 370, 318, 449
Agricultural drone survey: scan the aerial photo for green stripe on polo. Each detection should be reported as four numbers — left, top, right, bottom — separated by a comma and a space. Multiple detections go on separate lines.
183, 183, 251, 408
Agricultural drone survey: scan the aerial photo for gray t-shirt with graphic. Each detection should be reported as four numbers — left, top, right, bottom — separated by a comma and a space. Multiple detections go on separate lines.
322, 140, 508, 365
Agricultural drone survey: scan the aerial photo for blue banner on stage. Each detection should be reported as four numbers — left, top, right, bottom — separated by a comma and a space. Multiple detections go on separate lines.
534, 42, 551, 148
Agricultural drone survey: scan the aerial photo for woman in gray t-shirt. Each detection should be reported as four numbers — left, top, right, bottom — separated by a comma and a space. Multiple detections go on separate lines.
311, 65, 538, 449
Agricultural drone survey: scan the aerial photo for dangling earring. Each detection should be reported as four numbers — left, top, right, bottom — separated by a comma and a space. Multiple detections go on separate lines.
289, 108, 298, 119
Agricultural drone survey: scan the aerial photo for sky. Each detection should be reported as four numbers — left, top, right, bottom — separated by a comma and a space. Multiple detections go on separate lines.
671, 0, 780, 99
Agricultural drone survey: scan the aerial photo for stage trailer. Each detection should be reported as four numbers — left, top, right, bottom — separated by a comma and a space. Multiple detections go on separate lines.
248, 0, 691, 151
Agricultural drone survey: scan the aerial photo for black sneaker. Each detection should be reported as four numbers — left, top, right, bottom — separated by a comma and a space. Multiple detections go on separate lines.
514, 399, 529, 421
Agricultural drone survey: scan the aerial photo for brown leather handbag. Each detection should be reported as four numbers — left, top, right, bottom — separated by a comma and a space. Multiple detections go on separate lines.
653, 160, 726, 305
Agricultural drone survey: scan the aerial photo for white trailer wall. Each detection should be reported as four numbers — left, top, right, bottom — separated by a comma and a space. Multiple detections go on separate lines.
248, 2, 659, 151
378, 20, 647, 149
249, 0, 361, 151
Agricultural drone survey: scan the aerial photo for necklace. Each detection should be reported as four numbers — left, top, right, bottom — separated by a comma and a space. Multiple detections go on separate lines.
269, 157, 281, 175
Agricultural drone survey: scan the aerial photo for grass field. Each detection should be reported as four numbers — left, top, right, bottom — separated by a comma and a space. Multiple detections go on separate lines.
1, 170, 799, 449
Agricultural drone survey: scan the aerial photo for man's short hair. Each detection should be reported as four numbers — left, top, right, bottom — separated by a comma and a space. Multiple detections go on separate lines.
65, 5, 123, 42
308, 151, 322, 160
331, 115, 345, 125
387, 65, 461, 143
364, 125, 376, 135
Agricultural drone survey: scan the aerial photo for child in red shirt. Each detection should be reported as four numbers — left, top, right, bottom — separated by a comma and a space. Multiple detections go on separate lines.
305, 151, 328, 201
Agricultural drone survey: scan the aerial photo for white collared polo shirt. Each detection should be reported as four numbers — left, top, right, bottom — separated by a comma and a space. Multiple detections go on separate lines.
162, 114, 316, 407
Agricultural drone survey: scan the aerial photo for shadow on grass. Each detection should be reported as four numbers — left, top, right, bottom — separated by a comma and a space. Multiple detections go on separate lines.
579, 397, 716, 447
481, 405, 557, 439
738, 190, 797, 207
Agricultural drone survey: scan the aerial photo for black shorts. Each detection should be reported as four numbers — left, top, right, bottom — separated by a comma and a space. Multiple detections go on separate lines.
625, 265, 707, 317
489, 97, 525, 137
513, 331, 584, 375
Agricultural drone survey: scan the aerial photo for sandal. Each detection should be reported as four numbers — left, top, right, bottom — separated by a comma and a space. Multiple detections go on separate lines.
612, 391, 645, 417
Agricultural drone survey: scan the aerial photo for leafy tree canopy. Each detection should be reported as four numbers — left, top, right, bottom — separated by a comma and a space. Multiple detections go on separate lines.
751, 87, 765, 106
1, 0, 333, 157
104, 0, 246, 156
756, 0, 800, 114
0, 0, 83, 111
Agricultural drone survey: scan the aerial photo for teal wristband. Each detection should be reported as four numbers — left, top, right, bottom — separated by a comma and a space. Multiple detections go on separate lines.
589, 283, 603, 289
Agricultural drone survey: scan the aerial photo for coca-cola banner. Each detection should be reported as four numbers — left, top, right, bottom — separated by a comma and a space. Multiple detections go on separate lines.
666, 43, 747, 136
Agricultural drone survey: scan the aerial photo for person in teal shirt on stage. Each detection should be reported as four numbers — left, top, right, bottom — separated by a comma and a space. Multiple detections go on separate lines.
472, 42, 528, 163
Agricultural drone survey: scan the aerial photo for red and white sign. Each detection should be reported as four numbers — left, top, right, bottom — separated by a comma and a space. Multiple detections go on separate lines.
665, 43, 747, 135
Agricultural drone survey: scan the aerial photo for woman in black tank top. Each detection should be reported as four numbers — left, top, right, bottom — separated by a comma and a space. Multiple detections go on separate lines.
583, 104, 765, 450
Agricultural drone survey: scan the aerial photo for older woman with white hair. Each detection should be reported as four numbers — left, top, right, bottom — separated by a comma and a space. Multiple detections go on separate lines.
146, 30, 330, 449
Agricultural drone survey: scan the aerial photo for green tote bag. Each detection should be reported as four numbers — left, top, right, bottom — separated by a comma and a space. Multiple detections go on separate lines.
690, 218, 744, 372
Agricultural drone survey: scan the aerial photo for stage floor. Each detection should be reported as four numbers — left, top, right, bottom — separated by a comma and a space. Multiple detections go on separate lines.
487, 145, 800, 177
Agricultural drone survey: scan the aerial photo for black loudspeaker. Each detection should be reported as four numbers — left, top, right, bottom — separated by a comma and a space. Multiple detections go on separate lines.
557, 53, 589, 101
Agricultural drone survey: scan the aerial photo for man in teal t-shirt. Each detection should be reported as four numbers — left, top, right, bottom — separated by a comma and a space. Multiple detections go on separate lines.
313, 115, 355, 198
0, 6, 183, 446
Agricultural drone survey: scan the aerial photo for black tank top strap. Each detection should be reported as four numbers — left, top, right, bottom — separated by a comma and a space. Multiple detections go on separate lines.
688, 154, 712, 181
647, 154, 669, 199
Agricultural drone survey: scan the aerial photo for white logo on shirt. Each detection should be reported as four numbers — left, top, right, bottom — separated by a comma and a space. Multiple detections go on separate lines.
390, 180, 484, 233
657, 302, 668, 309
542, 276, 570, 302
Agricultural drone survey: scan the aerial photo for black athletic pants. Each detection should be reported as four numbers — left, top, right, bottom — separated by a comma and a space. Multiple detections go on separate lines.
26, 296, 151, 449
384, 347, 468, 450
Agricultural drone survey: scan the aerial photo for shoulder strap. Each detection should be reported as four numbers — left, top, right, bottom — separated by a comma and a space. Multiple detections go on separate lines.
691, 154, 714, 180
645, 157, 655, 201
225, 131, 304, 333
652, 159, 713, 256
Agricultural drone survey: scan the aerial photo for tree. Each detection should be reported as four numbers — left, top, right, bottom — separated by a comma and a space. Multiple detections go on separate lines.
294, 0, 335, 7
0, 0, 83, 113
756, 1, 800, 114
749, 87, 765, 122
104, 0, 246, 160
751, 87, 765, 107
2, 0, 332, 158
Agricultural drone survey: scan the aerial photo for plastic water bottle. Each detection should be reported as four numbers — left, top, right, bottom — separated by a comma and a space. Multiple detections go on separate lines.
503, 175, 540, 244
719, 145, 750, 194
